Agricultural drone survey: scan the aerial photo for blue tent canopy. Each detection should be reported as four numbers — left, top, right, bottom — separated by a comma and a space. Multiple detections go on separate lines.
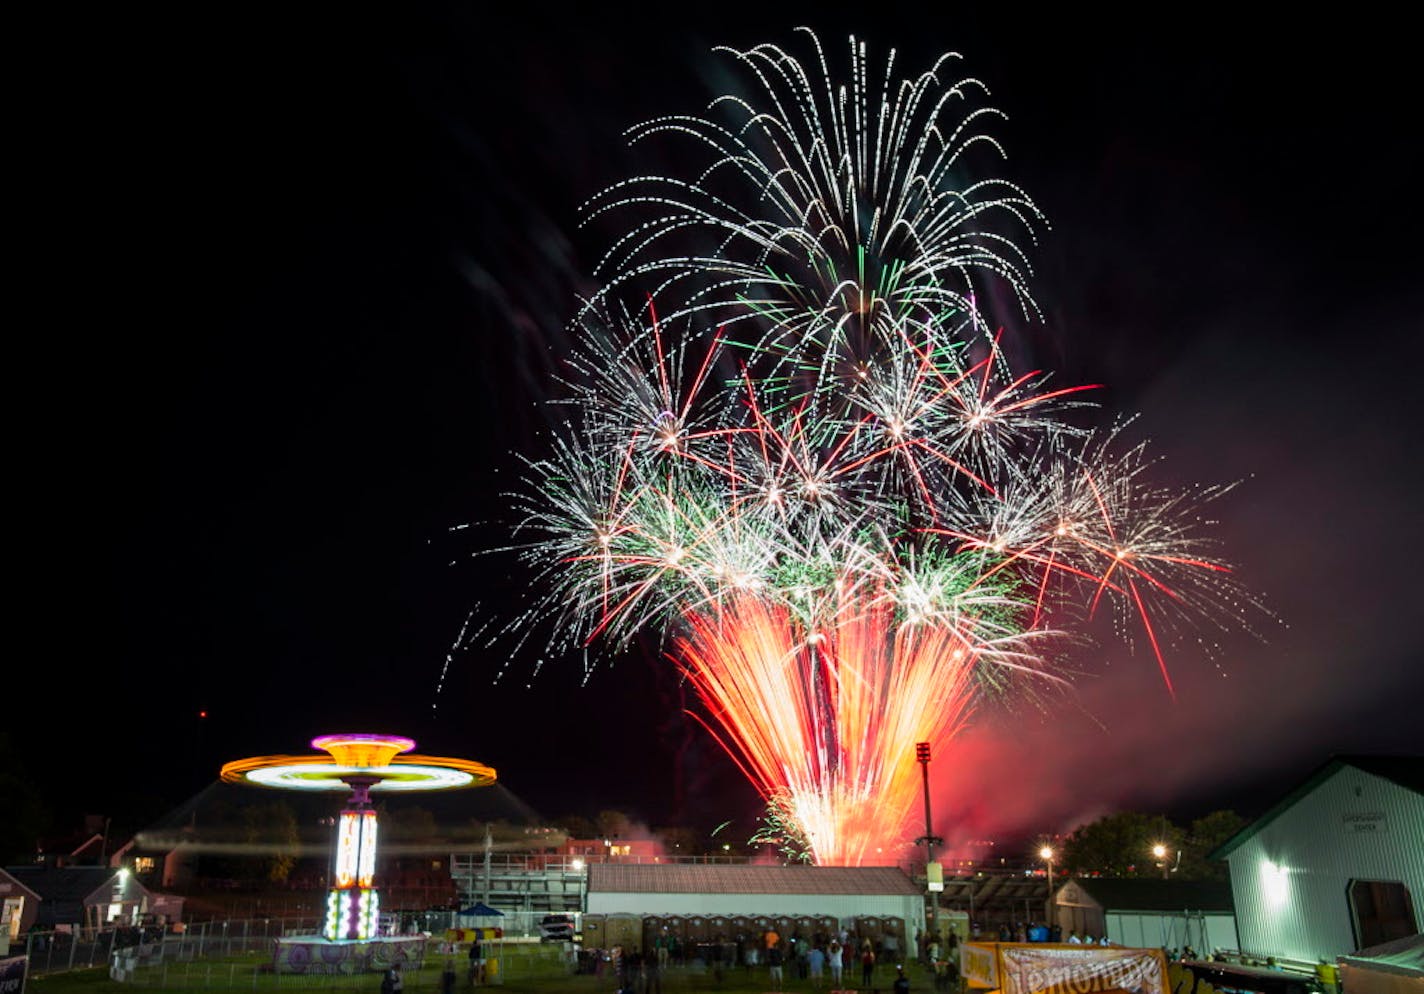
459, 903, 503, 917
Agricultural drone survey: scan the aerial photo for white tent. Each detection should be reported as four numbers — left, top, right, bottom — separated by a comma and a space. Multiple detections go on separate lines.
1338, 933, 1424, 994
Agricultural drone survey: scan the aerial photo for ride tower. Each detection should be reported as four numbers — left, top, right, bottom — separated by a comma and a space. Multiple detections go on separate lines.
221, 733, 496, 942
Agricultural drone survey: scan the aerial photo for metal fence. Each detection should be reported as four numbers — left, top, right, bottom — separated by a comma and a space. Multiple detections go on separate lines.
16, 917, 577, 988
119, 936, 574, 989
19, 917, 317, 977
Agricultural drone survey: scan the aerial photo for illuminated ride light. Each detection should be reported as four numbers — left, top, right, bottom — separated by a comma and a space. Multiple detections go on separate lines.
323, 890, 347, 941
358, 890, 379, 940
334, 812, 358, 888
357, 810, 377, 888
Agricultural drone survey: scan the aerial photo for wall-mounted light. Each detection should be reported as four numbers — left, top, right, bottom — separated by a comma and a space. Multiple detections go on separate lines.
1261, 859, 1290, 908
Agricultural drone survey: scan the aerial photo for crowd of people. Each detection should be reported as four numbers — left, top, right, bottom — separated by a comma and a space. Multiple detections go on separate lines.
399, 922, 1222, 993
574, 923, 959, 993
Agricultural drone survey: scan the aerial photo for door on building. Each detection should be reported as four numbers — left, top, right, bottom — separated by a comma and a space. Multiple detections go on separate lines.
1349, 879, 1418, 947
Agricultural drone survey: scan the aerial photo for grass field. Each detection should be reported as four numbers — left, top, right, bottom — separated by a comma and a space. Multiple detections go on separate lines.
19, 956, 943, 994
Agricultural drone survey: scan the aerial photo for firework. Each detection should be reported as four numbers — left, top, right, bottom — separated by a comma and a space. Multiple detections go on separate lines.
506, 31, 1249, 864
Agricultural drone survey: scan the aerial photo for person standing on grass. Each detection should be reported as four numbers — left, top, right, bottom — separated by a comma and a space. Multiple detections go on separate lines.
829, 938, 844, 987
468, 937, 485, 986
768, 941, 785, 991
646, 946, 665, 994
861, 941, 877, 987
808, 943, 826, 989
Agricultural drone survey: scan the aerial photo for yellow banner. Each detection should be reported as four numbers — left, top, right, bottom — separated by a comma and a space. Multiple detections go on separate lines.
999, 945, 1169, 994
962, 942, 1001, 988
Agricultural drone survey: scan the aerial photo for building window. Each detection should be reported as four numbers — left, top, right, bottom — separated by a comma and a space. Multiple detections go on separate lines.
1349, 879, 1417, 947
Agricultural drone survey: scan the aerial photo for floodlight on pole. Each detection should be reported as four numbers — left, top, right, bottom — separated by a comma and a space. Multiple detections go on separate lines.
913, 742, 943, 936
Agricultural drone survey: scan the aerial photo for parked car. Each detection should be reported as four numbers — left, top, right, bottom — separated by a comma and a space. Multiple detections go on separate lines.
538, 914, 575, 942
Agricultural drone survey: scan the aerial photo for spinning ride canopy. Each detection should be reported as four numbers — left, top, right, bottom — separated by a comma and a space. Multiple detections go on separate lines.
220, 732, 497, 792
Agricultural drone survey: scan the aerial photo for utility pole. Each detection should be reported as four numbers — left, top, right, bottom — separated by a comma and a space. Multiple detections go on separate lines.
483, 824, 493, 905
914, 743, 943, 938
1039, 846, 1055, 925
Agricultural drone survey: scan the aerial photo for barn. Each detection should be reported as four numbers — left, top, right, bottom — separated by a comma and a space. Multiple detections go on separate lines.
1211, 755, 1424, 962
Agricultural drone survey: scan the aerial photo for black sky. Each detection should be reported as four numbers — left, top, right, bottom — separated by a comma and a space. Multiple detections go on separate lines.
18, 4, 1423, 847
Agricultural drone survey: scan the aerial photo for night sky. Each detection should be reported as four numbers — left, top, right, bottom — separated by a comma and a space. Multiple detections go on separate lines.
20, 4, 1422, 849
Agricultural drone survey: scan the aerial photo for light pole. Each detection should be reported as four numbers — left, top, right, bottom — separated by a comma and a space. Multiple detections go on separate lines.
1152, 843, 1168, 880
914, 743, 943, 939
1039, 846, 1054, 926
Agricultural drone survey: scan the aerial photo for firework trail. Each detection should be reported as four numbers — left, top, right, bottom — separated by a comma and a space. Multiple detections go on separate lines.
506, 30, 1253, 864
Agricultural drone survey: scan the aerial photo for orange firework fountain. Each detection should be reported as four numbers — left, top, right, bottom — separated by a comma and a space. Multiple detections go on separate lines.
222, 734, 495, 946
675, 596, 984, 866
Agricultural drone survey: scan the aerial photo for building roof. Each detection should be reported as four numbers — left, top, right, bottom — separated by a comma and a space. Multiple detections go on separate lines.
1209, 755, 1424, 860
0, 867, 43, 903
1057, 877, 1234, 913
589, 863, 921, 897
1339, 932, 1424, 979
5, 865, 131, 903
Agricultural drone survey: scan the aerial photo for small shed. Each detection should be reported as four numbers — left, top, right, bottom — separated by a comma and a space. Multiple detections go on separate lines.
1052, 878, 1237, 949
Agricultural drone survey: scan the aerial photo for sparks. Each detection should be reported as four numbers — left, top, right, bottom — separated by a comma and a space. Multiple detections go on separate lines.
502, 31, 1258, 865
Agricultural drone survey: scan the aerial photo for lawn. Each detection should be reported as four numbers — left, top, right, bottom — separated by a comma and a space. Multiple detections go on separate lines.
19, 957, 942, 994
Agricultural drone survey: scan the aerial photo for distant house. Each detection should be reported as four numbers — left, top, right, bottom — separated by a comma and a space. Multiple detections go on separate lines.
1, 867, 44, 943
5, 867, 153, 932
1052, 877, 1237, 949
1210, 755, 1424, 961
564, 838, 664, 862
34, 815, 119, 869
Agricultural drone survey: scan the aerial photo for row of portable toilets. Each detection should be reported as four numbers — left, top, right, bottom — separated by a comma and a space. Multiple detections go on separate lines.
580, 913, 905, 956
